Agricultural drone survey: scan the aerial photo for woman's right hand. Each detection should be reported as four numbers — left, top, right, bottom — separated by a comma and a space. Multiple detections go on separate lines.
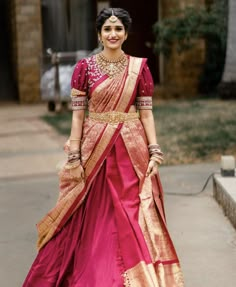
69, 165, 85, 181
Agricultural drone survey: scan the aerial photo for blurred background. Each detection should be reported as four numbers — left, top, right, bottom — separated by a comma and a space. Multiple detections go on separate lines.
1, 0, 234, 106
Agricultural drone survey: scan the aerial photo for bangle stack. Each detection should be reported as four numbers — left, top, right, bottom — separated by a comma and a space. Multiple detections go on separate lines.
148, 144, 164, 165
68, 150, 80, 161
65, 148, 81, 170
64, 159, 81, 170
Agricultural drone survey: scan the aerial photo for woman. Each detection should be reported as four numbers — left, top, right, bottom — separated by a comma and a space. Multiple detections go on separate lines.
23, 8, 184, 287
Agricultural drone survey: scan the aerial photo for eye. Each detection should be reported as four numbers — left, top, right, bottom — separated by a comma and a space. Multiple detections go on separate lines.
116, 27, 124, 31
103, 27, 111, 32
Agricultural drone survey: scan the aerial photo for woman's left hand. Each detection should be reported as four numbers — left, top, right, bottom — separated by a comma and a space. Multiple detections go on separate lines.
146, 160, 159, 177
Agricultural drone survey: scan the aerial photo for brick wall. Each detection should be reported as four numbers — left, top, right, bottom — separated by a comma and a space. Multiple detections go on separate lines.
11, 0, 43, 103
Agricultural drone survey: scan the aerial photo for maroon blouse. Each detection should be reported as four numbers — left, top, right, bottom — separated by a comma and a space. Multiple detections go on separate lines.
70, 55, 154, 110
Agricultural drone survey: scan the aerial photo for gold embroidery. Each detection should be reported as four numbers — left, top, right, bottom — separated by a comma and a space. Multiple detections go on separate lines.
37, 178, 85, 249
136, 96, 153, 110
84, 124, 117, 176
70, 88, 86, 97
116, 57, 143, 111
121, 120, 149, 178
89, 70, 126, 112
89, 111, 139, 125
71, 96, 88, 110
37, 58, 144, 250
121, 120, 176, 262
124, 261, 184, 287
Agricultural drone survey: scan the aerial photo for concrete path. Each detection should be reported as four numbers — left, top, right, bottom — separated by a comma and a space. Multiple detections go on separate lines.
0, 104, 235, 287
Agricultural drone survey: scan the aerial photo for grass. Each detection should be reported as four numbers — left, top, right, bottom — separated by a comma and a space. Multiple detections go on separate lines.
42, 112, 72, 136
42, 99, 236, 165
153, 99, 236, 165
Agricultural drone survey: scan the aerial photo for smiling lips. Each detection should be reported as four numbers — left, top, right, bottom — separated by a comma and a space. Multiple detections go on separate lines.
108, 39, 119, 43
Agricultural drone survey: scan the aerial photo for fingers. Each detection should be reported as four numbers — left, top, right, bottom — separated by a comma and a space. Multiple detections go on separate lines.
148, 167, 158, 177
146, 164, 152, 177
146, 161, 158, 177
69, 166, 85, 181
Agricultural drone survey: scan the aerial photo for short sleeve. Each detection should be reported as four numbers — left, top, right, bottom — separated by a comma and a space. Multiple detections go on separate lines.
136, 63, 154, 110
70, 59, 88, 110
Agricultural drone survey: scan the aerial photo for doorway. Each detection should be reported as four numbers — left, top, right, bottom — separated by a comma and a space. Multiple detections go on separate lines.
0, 0, 17, 101
110, 0, 159, 82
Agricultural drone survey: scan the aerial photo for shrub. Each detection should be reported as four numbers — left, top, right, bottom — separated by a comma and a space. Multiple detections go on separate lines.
153, 0, 228, 93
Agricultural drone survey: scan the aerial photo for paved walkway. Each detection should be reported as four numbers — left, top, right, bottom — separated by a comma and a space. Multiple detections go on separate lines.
0, 104, 236, 287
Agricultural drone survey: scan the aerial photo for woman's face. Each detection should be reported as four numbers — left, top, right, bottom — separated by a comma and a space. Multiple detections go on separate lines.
99, 18, 127, 51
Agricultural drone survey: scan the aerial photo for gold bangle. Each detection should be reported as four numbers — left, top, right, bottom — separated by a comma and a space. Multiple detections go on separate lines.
64, 160, 81, 170
150, 156, 162, 165
70, 138, 81, 141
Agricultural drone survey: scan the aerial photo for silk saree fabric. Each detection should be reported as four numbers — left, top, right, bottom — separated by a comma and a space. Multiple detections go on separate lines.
23, 55, 184, 287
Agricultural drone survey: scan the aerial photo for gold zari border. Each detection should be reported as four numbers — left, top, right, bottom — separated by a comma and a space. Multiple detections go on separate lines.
124, 261, 184, 287
71, 88, 86, 97
116, 57, 143, 111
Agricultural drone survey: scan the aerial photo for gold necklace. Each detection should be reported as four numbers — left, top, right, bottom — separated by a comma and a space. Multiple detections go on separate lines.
96, 52, 128, 78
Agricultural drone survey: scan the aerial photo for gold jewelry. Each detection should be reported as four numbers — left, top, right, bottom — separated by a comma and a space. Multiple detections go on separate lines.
150, 156, 161, 165
109, 9, 118, 23
64, 160, 81, 170
69, 150, 80, 155
89, 111, 139, 125
96, 52, 128, 78
70, 138, 81, 142
148, 144, 164, 164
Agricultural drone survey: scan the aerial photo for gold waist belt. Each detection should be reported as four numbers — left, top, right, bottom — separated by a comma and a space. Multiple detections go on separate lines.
89, 111, 139, 124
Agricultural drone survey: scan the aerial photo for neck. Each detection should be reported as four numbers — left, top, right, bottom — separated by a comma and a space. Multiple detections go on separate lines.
102, 48, 124, 60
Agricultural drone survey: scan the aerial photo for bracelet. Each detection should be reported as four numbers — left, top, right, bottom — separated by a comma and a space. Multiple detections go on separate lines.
64, 160, 81, 170
68, 149, 81, 163
70, 138, 81, 142
148, 144, 164, 164
69, 149, 80, 155
150, 155, 163, 165
68, 154, 80, 162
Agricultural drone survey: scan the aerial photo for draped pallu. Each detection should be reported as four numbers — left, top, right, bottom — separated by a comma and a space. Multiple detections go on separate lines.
36, 56, 184, 286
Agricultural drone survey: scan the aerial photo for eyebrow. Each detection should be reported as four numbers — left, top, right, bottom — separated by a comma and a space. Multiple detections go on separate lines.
103, 25, 124, 28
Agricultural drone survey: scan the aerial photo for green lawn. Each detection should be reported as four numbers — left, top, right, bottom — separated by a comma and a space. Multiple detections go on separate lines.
153, 99, 236, 164
42, 99, 236, 165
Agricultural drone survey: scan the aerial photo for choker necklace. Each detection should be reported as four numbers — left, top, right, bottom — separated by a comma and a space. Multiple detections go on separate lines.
96, 52, 128, 78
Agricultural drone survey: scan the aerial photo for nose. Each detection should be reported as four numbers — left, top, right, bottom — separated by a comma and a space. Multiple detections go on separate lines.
110, 29, 116, 37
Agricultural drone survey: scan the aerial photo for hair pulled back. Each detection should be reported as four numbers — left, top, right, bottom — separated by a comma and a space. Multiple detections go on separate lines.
96, 8, 132, 33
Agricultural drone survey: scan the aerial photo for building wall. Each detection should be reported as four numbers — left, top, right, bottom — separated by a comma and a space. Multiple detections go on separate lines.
9, 0, 207, 102
11, 0, 43, 103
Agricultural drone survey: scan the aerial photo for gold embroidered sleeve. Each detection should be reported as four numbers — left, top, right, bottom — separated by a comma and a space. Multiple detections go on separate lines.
71, 88, 88, 110
136, 96, 153, 110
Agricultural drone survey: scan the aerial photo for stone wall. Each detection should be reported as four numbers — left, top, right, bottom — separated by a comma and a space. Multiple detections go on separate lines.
11, 0, 43, 103
158, 0, 206, 97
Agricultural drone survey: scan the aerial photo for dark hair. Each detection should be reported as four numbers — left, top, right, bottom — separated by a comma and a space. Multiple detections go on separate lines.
96, 8, 132, 33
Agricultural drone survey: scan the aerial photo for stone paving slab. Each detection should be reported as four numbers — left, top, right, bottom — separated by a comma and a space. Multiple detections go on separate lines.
160, 165, 236, 287
0, 104, 66, 179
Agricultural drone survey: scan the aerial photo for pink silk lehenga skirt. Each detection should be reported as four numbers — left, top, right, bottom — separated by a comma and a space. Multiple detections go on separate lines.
23, 135, 143, 287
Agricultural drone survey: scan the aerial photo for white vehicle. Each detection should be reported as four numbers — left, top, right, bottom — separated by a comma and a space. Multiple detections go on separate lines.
41, 49, 90, 111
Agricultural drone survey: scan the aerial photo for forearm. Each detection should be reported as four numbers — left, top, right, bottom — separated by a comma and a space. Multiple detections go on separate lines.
69, 110, 85, 151
139, 109, 157, 145
140, 109, 163, 171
